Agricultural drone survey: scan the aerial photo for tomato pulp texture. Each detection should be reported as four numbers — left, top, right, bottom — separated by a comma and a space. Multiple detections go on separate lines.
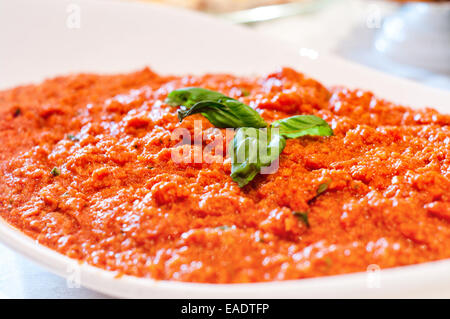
0, 67, 449, 283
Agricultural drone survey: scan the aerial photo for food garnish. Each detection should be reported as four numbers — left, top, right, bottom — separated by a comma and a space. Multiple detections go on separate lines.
168, 88, 334, 187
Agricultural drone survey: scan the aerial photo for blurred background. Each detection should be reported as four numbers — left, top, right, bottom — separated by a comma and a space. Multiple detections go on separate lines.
0, 0, 448, 299
138, 0, 450, 90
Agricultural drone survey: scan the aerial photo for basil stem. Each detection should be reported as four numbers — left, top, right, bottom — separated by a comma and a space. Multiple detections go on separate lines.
229, 127, 286, 187
271, 115, 333, 139
166, 87, 267, 128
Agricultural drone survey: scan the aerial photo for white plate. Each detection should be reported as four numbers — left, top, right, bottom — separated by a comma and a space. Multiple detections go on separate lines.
0, 0, 449, 298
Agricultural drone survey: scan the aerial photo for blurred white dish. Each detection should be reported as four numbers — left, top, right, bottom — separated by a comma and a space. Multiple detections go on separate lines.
0, 0, 449, 298
375, 2, 450, 73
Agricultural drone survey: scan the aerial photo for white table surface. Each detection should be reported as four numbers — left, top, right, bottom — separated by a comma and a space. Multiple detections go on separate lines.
1, 0, 448, 299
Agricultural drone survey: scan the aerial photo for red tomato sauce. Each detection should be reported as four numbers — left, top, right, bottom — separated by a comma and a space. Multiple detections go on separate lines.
0, 67, 449, 283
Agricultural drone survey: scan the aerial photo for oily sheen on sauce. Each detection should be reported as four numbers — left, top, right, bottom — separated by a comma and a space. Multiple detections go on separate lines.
0, 67, 449, 283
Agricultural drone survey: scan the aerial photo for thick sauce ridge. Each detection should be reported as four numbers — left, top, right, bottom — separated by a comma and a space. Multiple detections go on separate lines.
0, 67, 449, 283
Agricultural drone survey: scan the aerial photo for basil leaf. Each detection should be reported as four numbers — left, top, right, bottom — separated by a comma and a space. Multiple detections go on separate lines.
271, 115, 333, 139
167, 87, 267, 128
229, 127, 286, 187
166, 87, 226, 108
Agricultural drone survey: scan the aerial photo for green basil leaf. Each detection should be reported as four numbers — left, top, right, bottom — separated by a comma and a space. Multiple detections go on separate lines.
167, 87, 267, 128
271, 115, 333, 139
229, 127, 286, 187
166, 87, 226, 108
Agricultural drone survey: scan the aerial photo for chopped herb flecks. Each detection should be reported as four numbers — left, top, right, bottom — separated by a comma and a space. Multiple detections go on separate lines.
317, 180, 331, 196
293, 211, 310, 228
13, 108, 21, 117
50, 167, 60, 177
241, 88, 250, 97
67, 134, 80, 142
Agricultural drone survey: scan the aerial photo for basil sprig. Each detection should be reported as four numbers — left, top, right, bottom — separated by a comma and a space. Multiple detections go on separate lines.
166, 87, 267, 128
229, 127, 286, 187
272, 115, 333, 138
167, 87, 334, 187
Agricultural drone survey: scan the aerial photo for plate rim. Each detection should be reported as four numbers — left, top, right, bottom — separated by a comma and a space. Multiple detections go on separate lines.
1, 217, 450, 298
1, 0, 449, 298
